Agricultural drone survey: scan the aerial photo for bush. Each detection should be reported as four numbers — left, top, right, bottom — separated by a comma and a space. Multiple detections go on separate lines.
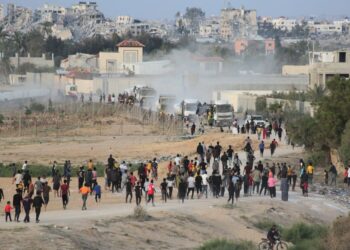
198, 239, 254, 250
253, 218, 283, 232
339, 121, 350, 165
0, 113, 4, 125
29, 102, 46, 113
0, 162, 106, 177
283, 223, 327, 250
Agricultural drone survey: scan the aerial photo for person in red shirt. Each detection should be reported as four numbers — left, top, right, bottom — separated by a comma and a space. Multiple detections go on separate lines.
4, 201, 13, 222
60, 180, 70, 210
147, 180, 155, 206
129, 172, 137, 188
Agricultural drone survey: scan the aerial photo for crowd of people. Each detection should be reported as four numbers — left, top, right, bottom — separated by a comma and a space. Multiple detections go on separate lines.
1, 133, 331, 224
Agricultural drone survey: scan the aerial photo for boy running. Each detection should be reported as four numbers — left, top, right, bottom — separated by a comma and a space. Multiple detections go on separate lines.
93, 182, 102, 203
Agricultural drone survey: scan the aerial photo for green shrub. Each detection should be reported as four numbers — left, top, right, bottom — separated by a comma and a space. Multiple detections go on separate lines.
253, 218, 283, 232
283, 223, 327, 243
198, 239, 254, 250
29, 102, 46, 113
283, 223, 327, 250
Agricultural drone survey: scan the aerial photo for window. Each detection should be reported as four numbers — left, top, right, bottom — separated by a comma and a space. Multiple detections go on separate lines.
339, 52, 346, 63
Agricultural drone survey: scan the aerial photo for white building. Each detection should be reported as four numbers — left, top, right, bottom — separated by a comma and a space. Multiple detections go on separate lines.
71, 1, 97, 14
0, 4, 5, 21
51, 24, 73, 40
199, 20, 220, 38
272, 17, 297, 31
116, 16, 134, 25
308, 21, 342, 35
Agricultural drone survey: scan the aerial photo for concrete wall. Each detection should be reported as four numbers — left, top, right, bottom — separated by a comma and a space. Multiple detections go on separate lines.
282, 65, 309, 76
9, 54, 54, 68
266, 98, 314, 116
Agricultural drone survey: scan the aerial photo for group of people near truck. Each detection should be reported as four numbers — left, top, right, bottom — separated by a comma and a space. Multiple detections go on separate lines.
1, 133, 322, 225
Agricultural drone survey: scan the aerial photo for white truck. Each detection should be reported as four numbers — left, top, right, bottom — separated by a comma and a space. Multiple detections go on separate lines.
213, 100, 234, 127
157, 95, 177, 114
175, 99, 199, 121
65, 84, 78, 100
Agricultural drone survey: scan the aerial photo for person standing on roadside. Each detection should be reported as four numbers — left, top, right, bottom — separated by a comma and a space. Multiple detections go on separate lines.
306, 161, 314, 185
329, 164, 338, 186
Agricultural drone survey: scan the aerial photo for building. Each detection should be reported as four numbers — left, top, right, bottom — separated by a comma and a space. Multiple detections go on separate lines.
116, 16, 134, 25
199, 19, 220, 39
7, 3, 15, 23
10, 53, 55, 69
220, 7, 258, 41
0, 4, 5, 21
71, 1, 97, 14
191, 55, 224, 75
308, 21, 342, 35
272, 17, 297, 31
36, 4, 66, 23
234, 38, 275, 55
51, 24, 73, 40
283, 50, 350, 88
98, 39, 144, 74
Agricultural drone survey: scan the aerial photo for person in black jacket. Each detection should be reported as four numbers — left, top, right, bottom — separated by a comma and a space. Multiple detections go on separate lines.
196, 143, 204, 162
33, 192, 44, 223
178, 178, 187, 203
212, 171, 222, 198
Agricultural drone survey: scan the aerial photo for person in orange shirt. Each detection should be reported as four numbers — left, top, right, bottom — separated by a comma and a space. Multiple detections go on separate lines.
79, 184, 91, 210
4, 201, 13, 222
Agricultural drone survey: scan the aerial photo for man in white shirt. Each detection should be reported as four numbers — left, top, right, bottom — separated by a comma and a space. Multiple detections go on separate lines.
187, 175, 195, 199
22, 161, 28, 171
174, 154, 181, 167
201, 171, 209, 198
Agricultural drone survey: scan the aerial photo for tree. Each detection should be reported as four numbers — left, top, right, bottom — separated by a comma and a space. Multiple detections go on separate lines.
339, 121, 350, 165
183, 7, 205, 33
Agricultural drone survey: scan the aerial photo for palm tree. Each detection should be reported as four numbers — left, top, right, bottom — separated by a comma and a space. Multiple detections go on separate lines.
0, 26, 9, 57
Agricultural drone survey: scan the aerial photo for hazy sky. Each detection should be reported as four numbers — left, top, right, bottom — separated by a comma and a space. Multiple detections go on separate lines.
1, 0, 348, 19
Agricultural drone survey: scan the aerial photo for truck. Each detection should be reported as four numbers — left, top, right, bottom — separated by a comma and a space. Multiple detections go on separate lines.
124, 85, 156, 108
175, 99, 200, 121
213, 100, 234, 127
157, 95, 177, 114
65, 84, 78, 100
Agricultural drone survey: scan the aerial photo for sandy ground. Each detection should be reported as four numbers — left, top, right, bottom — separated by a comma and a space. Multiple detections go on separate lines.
0, 118, 348, 249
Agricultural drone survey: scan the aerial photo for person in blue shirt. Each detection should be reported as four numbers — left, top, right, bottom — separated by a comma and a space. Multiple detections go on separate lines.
93, 182, 101, 203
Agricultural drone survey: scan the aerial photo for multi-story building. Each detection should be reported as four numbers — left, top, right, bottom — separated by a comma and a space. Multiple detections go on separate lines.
116, 16, 134, 25
0, 4, 5, 21
283, 50, 350, 88
99, 39, 144, 74
199, 19, 220, 39
272, 17, 297, 31
308, 21, 342, 35
220, 7, 257, 41
7, 3, 15, 23
36, 4, 66, 23
71, 1, 97, 14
